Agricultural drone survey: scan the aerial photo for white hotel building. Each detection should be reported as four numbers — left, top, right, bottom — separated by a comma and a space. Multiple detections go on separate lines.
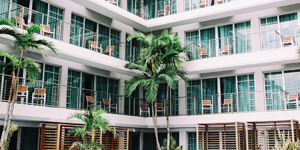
1, 0, 300, 149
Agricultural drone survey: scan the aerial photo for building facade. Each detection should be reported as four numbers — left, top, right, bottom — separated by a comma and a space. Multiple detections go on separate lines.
1, 0, 300, 149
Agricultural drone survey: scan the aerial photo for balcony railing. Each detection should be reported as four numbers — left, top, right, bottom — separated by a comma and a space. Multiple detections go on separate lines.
0, 0, 141, 60
2, 74, 300, 117
185, 0, 237, 12
187, 26, 300, 60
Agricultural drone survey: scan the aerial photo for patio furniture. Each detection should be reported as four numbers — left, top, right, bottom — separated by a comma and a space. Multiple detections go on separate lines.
286, 94, 299, 109
136, 12, 142, 18
202, 100, 213, 114
89, 41, 102, 52
216, 0, 224, 4
221, 99, 232, 113
156, 103, 165, 115
109, 0, 117, 5
198, 48, 208, 58
15, 16, 30, 29
199, 0, 209, 8
105, 46, 114, 56
17, 85, 28, 104
140, 104, 150, 117
282, 35, 294, 46
103, 98, 118, 113
40, 24, 55, 36
158, 5, 170, 17
32, 88, 46, 106
221, 45, 232, 55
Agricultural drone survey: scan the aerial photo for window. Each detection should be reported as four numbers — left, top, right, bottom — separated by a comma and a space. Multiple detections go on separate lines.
67, 70, 81, 109
261, 13, 298, 50
110, 29, 121, 58
126, 34, 141, 61
265, 70, 300, 111
188, 132, 197, 150
187, 80, 201, 115
70, 14, 84, 47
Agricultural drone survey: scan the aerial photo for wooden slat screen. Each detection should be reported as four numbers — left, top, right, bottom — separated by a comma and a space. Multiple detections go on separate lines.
246, 120, 300, 150
197, 122, 246, 150
40, 124, 129, 150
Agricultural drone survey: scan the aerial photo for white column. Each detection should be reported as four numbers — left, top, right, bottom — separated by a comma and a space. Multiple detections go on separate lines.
178, 80, 187, 115
62, 8, 72, 43
122, 0, 127, 10
119, 31, 127, 60
254, 70, 265, 112
140, 132, 144, 150
251, 17, 261, 51
58, 65, 68, 108
179, 130, 188, 150
17, 127, 22, 150
177, 0, 184, 13
118, 79, 125, 114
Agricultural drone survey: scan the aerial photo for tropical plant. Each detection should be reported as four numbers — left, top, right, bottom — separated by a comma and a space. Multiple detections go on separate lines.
0, 18, 58, 148
1, 124, 18, 150
162, 136, 181, 150
273, 129, 300, 150
126, 29, 191, 149
68, 107, 117, 150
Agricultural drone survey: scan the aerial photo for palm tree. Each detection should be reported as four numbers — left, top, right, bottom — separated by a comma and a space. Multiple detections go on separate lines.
0, 51, 41, 147
0, 18, 58, 148
127, 30, 191, 150
68, 107, 117, 150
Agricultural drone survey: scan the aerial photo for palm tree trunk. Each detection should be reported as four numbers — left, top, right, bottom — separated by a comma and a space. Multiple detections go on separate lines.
152, 99, 161, 150
0, 76, 14, 148
166, 85, 170, 150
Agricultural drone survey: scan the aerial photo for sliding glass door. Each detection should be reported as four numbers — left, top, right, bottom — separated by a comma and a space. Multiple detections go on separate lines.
200, 28, 216, 58
235, 21, 251, 54
218, 24, 233, 55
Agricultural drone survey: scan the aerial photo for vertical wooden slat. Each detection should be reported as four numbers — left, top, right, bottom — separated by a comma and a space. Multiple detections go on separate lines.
56, 124, 61, 150
40, 124, 46, 150
127, 129, 129, 150
235, 122, 238, 150
291, 120, 295, 142
205, 125, 208, 150
196, 124, 199, 150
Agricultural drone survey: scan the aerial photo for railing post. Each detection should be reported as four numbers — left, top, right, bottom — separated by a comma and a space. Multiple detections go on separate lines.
211, 95, 214, 114
170, 97, 172, 116
8, 0, 12, 18
201, 95, 203, 115
77, 88, 80, 110
133, 98, 136, 116
227, 37, 230, 55
194, 96, 196, 115
231, 94, 233, 113
209, 40, 211, 58
236, 93, 239, 112
129, 97, 131, 115
20, 7, 24, 29
280, 89, 282, 110
274, 31, 277, 49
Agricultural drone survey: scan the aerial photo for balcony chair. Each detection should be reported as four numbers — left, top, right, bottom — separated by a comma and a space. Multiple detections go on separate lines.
17, 85, 28, 104
15, 16, 30, 29
103, 98, 118, 113
199, 0, 209, 8
140, 104, 150, 117
220, 45, 232, 55
156, 103, 165, 115
89, 41, 102, 52
105, 46, 114, 56
32, 88, 46, 106
40, 24, 55, 36
136, 12, 142, 18
221, 99, 232, 113
158, 5, 170, 17
282, 35, 294, 46
286, 94, 299, 109
109, 0, 117, 5
202, 100, 213, 114
216, 0, 224, 4
198, 48, 208, 59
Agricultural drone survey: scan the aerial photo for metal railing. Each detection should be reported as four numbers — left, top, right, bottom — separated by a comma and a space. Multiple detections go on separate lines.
185, 0, 238, 11
2, 74, 300, 117
0, 0, 141, 60
187, 25, 300, 60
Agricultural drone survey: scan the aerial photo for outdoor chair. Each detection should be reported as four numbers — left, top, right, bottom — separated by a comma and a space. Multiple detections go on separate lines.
89, 41, 102, 52
103, 98, 118, 113
15, 16, 30, 29
202, 100, 213, 114
282, 35, 294, 46
40, 24, 55, 36
286, 94, 299, 109
158, 5, 170, 17
198, 48, 208, 59
221, 45, 232, 55
140, 104, 150, 117
156, 103, 165, 115
32, 88, 46, 106
199, 0, 209, 8
105, 46, 114, 56
17, 85, 28, 104
221, 99, 232, 113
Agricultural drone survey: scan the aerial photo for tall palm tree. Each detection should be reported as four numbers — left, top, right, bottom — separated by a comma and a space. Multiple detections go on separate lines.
124, 56, 178, 150
127, 30, 191, 149
68, 107, 117, 150
0, 51, 41, 147
0, 18, 58, 148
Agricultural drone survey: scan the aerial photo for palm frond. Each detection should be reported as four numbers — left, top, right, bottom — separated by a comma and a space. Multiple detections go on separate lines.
144, 78, 159, 103
0, 18, 15, 29
0, 51, 20, 67
34, 39, 58, 57
26, 24, 41, 36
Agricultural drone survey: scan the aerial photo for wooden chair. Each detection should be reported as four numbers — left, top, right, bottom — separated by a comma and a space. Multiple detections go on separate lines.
221, 99, 232, 113
140, 104, 150, 117
136, 12, 142, 18
156, 103, 165, 115
15, 16, 29, 29
40, 24, 55, 36
103, 98, 118, 113
158, 5, 170, 17
199, 0, 209, 8
17, 85, 28, 104
32, 88, 46, 106
216, 0, 224, 4
282, 35, 294, 46
105, 46, 114, 56
109, 0, 117, 5
221, 45, 232, 55
198, 48, 208, 59
202, 100, 213, 114
89, 41, 102, 52
286, 94, 299, 109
